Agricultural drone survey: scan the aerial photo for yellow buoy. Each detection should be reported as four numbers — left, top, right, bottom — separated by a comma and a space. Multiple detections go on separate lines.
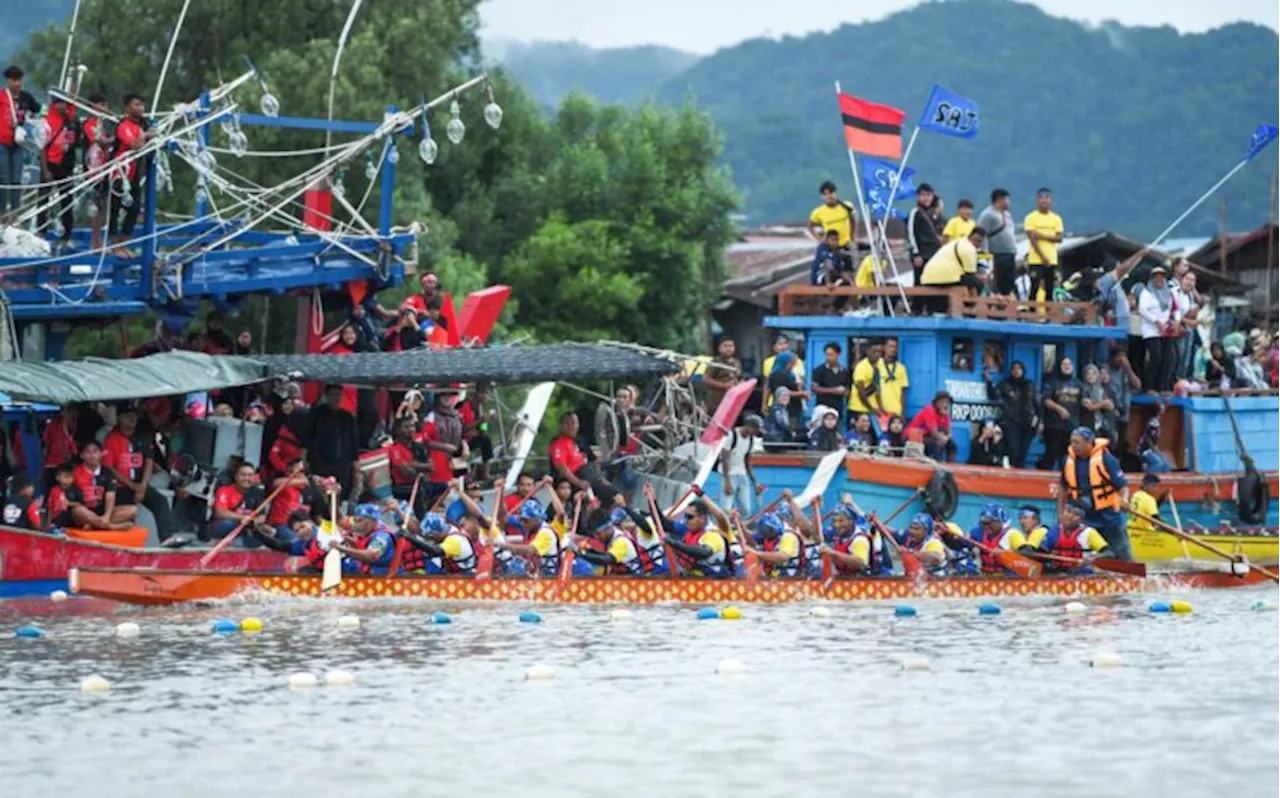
240, 617, 264, 632
721, 606, 743, 621
79, 674, 112, 692
1170, 600, 1193, 614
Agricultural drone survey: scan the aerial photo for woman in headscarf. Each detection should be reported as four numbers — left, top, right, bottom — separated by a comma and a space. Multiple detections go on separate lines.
808, 406, 843, 452
766, 351, 808, 431
1080, 363, 1115, 441
1038, 357, 1081, 470
985, 359, 1038, 469
845, 413, 878, 453
764, 386, 796, 443
1137, 264, 1181, 392
877, 415, 906, 457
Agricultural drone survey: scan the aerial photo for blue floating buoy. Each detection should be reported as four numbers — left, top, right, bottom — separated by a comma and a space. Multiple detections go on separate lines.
1252, 599, 1272, 612
894, 605, 918, 617
14, 625, 43, 638
1148, 601, 1172, 614
431, 612, 452, 625
211, 618, 240, 633
518, 611, 542, 624
696, 607, 721, 620
978, 604, 1001, 615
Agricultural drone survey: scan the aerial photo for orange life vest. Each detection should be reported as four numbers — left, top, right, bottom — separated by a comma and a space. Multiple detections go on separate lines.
1062, 441, 1121, 512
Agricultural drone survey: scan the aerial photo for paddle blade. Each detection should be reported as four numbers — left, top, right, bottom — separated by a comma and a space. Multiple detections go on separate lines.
742, 550, 762, 585
1093, 558, 1146, 577
558, 549, 576, 587
476, 542, 495, 580
900, 550, 923, 580
321, 549, 342, 592
997, 549, 1042, 579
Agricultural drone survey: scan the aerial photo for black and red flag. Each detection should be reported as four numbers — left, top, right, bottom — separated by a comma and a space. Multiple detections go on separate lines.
837, 93, 905, 159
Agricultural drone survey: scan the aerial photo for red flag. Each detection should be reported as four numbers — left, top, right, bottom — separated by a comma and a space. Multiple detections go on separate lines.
838, 93, 905, 158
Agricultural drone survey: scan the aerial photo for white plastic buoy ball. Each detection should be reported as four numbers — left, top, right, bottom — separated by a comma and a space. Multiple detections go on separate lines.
1090, 651, 1123, 668
897, 655, 931, 672
49, 590, 68, 602
809, 606, 832, 619
288, 672, 318, 689
115, 621, 141, 639
324, 669, 356, 686
1064, 601, 1088, 614
716, 658, 746, 675
1231, 562, 1249, 577
79, 674, 112, 692
335, 615, 360, 629
524, 664, 557, 681
609, 608, 633, 622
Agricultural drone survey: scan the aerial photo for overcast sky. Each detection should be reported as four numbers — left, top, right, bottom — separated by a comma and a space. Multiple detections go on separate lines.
482, 0, 1279, 53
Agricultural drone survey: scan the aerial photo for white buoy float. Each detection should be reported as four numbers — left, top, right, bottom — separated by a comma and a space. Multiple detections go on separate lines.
324, 669, 356, 686
49, 590, 68, 602
715, 658, 746, 675
335, 615, 360, 629
524, 664, 557, 681
1090, 651, 1123, 668
609, 608, 633, 622
1064, 601, 1088, 614
809, 606, 832, 619
79, 674, 112, 692
115, 621, 141, 638
897, 655, 931, 671
288, 672, 318, 689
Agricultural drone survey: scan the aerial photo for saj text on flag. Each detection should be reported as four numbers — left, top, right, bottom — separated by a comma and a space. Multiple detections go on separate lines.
919, 84, 979, 140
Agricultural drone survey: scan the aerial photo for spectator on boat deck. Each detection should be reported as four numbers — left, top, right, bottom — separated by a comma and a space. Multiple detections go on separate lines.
1023, 188, 1064, 303
812, 228, 846, 287
1079, 364, 1112, 437
766, 351, 808, 431
399, 271, 443, 322
761, 334, 805, 412
919, 227, 985, 311
420, 296, 452, 347
967, 419, 1008, 467
877, 338, 909, 422
906, 391, 956, 462
764, 387, 798, 444
907, 183, 944, 309
848, 339, 884, 425
702, 337, 742, 416
976, 189, 1017, 296
808, 180, 856, 248
1, 65, 40, 216
810, 342, 850, 426
385, 307, 425, 352
201, 311, 234, 355
1204, 341, 1238, 389
42, 405, 79, 488
1039, 357, 1082, 470
1060, 427, 1130, 560
1137, 265, 1181, 393
263, 458, 321, 540
129, 320, 180, 358
1096, 249, 1143, 356
1173, 271, 1201, 380
347, 302, 381, 351
46, 464, 76, 530
461, 383, 496, 481
720, 414, 765, 513
942, 199, 976, 243
3, 474, 42, 531
877, 415, 906, 457
38, 96, 78, 246
70, 440, 136, 530
108, 93, 154, 254
549, 412, 615, 502
1125, 473, 1162, 546
203, 463, 270, 545
387, 417, 432, 517
808, 406, 843, 452
306, 384, 360, 498
421, 391, 468, 503
845, 413, 877, 453
1138, 417, 1171, 474
985, 360, 1038, 469
103, 405, 176, 543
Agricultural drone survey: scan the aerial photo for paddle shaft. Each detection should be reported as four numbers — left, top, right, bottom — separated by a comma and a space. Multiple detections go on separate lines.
1029, 551, 1146, 576
1133, 509, 1279, 582
1167, 494, 1193, 562
958, 534, 1042, 579
199, 464, 304, 567
646, 491, 682, 577
869, 516, 923, 577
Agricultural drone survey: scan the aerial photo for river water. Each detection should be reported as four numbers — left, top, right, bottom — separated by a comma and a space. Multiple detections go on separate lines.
2, 588, 1277, 798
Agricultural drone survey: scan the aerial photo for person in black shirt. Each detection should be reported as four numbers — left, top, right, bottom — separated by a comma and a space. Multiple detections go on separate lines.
203, 311, 234, 354
907, 183, 944, 312
305, 384, 360, 498
809, 342, 851, 427
1039, 357, 1083, 470
3, 474, 42, 530
985, 360, 1039, 469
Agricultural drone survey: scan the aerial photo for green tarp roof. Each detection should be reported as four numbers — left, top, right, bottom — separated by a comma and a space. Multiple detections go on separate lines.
0, 351, 267, 405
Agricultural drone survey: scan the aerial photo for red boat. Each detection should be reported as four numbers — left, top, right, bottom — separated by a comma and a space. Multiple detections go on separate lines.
0, 526, 290, 598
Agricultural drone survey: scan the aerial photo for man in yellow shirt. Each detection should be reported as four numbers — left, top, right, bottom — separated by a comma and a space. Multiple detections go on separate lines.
741, 512, 808, 577
854, 249, 887, 288
808, 180, 856, 247
942, 198, 976, 242
1125, 473, 1161, 542
895, 514, 950, 573
848, 339, 884, 418
920, 227, 984, 312
876, 338, 909, 418
1024, 187, 1065, 303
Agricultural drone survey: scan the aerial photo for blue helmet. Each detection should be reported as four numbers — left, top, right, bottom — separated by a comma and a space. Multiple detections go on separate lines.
353, 504, 381, 520
397, 500, 413, 518
420, 512, 448, 534
517, 499, 546, 523
756, 512, 784, 538
609, 508, 629, 526
832, 505, 855, 521
908, 513, 934, 536
776, 503, 794, 521
978, 503, 1007, 525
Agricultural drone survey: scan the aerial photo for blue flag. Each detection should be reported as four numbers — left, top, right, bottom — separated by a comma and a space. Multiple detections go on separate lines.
864, 185, 908, 222
919, 84, 979, 140
860, 156, 916, 201
1245, 123, 1279, 162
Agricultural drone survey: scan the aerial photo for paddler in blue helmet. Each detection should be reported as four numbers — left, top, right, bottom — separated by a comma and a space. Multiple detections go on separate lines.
1024, 500, 1114, 571
494, 497, 563, 577
741, 512, 807, 578
573, 506, 651, 576
334, 503, 397, 575
895, 513, 949, 573
962, 502, 1028, 574
774, 488, 822, 576
820, 505, 891, 575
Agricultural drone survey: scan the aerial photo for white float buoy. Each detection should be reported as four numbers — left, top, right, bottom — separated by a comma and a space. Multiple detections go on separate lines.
524, 664, 557, 681
288, 672, 318, 689
609, 608, 633, 622
324, 669, 356, 686
1231, 561, 1249, 577
1064, 601, 1088, 614
809, 606, 832, 618
115, 621, 141, 638
1090, 651, 1122, 668
49, 590, 68, 602
897, 655, 931, 671
79, 674, 112, 692
715, 658, 746, 675
335, 615, 360, 629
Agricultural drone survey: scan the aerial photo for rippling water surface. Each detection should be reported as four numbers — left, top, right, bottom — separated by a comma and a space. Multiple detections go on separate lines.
2, 588, 1277, 798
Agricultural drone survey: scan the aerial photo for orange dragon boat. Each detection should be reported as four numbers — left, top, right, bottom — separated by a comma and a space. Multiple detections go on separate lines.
68, 566, 1277, 607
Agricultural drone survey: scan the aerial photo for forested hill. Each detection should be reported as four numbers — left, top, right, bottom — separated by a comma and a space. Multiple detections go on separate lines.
655, 0, 1279, 236
491, 40, 699, 108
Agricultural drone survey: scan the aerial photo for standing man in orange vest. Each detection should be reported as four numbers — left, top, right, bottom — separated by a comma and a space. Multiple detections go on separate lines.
1060, 426, 1130, 560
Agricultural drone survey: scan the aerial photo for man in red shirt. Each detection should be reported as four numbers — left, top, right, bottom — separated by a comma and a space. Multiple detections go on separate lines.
70, 440, 136, 530
203, 462, 271, 545
387, 418, 432, 516
264, 457, 318, 535
109, 93, 154, 254
82, 92, 111, 250
399, 272, 442, 320
38, 97, 78, 245
103, 405, 175, 542
906, 390, 957, 462
549, 412, 616, 502
503, 472, 538, 514
41, 405, 79, 488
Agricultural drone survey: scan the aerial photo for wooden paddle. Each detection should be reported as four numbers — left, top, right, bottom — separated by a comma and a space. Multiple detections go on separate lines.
960, 534, 1043, 579
869, 516, 922, 579
1028, 551, 1146, 577
1167, 494, 1194, 562
646, 486, 682, 577
199, 463, 304, 567
744, 495, 783, 526
731, 513, 762, 585
809, 498, 832, 585
475, 479, 504, 580
558, 493, 585, 587
321, 483, 343, 592
1131, 509, 1279, 582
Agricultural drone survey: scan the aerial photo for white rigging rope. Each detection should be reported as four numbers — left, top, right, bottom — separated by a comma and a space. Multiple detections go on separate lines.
151, 0, 193, 115
325, 0, 366, 158
58, 0, 85, 90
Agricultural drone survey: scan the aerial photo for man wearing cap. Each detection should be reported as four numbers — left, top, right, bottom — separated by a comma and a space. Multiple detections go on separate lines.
1024, 188, 1064, 303
720, 414, 764, 515
1023, 501, 1114, 570
334, 504, 397, 575
1061, 426, 1130, 560
905, 391, 956, 462
1125, 473, 1162, 549
103, 404, 175, 542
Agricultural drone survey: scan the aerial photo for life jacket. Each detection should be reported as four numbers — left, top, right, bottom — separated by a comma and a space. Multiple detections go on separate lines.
674, 527, 731, 578
833, 529, 892, 575
529, 523, 561, 577
1062, 441, 1122, 513
606, 529, 649, 576
1045, 524, 1092, 561
976, 523, 1016, 574
110, 117, 149, 181
300, 538, 327, 572
760, 530, 806, 577
362, 529, 398, 576
634, 526, 668, 574
901, 531, 949, 575
438, 531, 478, 575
